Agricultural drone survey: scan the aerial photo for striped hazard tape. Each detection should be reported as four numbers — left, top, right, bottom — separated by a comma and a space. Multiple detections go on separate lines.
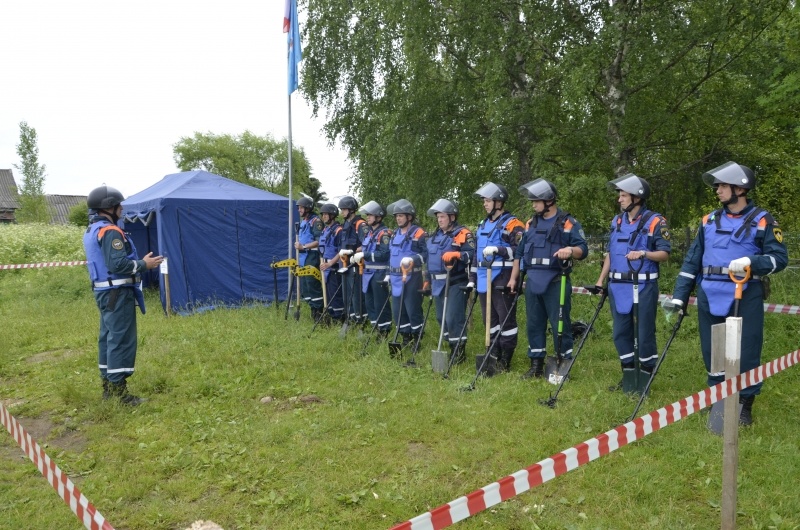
572, 286, 800, 315
0, 402, 115, 530
388, 349, 800, 530
0, 260, 88, 270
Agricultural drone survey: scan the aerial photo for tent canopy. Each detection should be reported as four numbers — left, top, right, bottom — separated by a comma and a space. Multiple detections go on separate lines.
122, 170, 291, 314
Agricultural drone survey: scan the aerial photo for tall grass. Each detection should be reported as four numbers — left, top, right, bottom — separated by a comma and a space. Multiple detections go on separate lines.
1, 224, 799, 530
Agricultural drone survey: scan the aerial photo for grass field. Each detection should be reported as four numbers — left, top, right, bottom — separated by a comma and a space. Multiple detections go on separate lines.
1, 224, 800, 530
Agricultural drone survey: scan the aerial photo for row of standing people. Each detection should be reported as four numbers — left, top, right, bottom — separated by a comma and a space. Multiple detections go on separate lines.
294, 161, 788, 427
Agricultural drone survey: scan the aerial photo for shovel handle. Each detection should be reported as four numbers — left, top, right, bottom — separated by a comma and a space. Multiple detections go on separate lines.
400, 260, 412, 283
729, 266, 751, 300
627, 256, 645, 274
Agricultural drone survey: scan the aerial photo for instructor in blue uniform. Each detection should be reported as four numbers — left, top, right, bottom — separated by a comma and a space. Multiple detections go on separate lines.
595, 174, 671, 390
294, 196, 325, 321
668, 162, 787, 425
83, 185, 163, 405
508, 179, 588, 379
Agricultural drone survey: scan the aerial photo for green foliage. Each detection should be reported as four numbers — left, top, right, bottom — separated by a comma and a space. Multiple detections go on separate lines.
302, 0, 800, 233
172, 130, 319, 198
0, 223, 85, 264
67, 202, 89, 228
13, 121, 50, 224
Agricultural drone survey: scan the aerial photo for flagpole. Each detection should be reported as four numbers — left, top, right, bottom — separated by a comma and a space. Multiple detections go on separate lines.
288, 93, 294, 264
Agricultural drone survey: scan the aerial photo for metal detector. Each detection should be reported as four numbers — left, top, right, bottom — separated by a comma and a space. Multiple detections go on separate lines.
388, 262, 412, 357
443, 287, 478, 379
544, 259, 573, 384
541, 285, 608, 408
626, 302, 687, 421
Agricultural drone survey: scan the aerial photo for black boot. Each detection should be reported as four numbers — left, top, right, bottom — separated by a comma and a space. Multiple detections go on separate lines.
450, 342, 466, 365
377, 328, 391, 342
102, 379, 110, 400
522, 358, 544, 379
499, 349, 514, 372
739, 395, 755, 426
109, 380, 146, 406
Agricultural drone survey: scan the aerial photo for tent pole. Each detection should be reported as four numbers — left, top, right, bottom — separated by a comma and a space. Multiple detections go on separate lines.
287, 93, 294, 298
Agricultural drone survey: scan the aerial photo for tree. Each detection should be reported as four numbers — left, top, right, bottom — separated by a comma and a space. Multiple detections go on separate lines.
13, 121, 50, 223
172, 131, 319, 199
302, 0, 799, 232
68, 202, 89, 227
304, 176, 328, 205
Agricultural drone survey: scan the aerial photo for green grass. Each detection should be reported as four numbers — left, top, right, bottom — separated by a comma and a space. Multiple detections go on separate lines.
1, 230, 800, 529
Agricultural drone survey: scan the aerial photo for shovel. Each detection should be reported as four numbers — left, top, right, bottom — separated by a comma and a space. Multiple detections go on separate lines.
621, 257, 646, 395
431, 266, 453, 374
473, 256, 497, 378
388, 261, 411, 357
708, 266, 750, 434
545, 259, 573, 385
541, 285, 608, 408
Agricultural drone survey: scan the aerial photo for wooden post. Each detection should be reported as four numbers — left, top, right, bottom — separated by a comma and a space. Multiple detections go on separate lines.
160, 258, 171, 316
721, 316, 742, 530
707, 324, 727, 434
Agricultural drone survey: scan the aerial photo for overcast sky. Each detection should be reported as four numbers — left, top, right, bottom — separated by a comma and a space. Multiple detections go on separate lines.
0, 0, 353, 200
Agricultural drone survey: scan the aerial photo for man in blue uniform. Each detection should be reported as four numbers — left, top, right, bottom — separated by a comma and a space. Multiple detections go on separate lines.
667, 162, 788, 425
469, 182, 526, 374
83, 185, 163, 405
352, 201, 393, 338
426, 198, 475, 362
594, 174, 671, 392
337, 196, 370, 327
318, 202, 345, 323
387, 199, 428, 352
294, 196, 325, 321
508, 179, 588, 379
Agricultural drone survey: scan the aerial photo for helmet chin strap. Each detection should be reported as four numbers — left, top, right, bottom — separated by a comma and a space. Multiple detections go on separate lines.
721, 186, 744, 207
542, 200, 556, 215
102, 208, 120, 225
623, 197, 643, 214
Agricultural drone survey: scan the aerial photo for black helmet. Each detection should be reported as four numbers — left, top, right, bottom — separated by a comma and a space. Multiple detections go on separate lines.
473, 182, 508, 201
87, 185, 125, 210
296, 196, 314, 209
519, 179, 557, 201
702, 161, 756, 190
387, 198, 416, 217
338, 195, 359, 211
320, 203, 339, 216
359, 200, 386, 217
607, 173, 650, 199
427, 198, 458, 217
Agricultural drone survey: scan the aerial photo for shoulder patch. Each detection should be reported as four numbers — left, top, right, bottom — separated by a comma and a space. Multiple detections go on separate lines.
380, 234, 390, 245
773, 227, 783, 244
313, 220, 324, 231
112, 239, 124, 250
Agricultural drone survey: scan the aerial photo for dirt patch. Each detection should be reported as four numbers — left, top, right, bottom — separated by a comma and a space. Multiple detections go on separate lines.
184, 521, 224, 530
0, 414, 88, 457
27, 349, 84, 364
261, 394, 325, 410
407, 441, 430, 458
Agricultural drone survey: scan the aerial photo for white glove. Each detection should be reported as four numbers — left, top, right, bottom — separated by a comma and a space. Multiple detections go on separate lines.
466, 282, 475, 291
339, 249, 354, 258
661, 298, 683, 313
352, 252, 364, 264
401, 257, 413, 268
728, 257, 751, 273
483, 246, 499, 258
382, 275, 390, 284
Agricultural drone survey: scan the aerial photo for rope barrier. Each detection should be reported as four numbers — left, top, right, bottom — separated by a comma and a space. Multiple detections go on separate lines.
0, 260, 88, 270
0, 402, 115, 530
388, 349, 800, 530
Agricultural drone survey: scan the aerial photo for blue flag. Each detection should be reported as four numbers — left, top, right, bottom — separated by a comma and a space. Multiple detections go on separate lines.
284, 0, 303, 95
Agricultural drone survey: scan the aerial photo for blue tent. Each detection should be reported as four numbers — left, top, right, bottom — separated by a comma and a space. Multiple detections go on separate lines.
122, 171, 292, 314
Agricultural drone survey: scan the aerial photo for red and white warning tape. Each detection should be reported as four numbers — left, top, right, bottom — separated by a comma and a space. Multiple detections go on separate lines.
388, 349, 800, 530
572, 286, 800, 315
0, 260, 88, 270
0, 402, 115, 530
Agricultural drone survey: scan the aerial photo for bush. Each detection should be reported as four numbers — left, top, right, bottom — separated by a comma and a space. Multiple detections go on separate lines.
68, 202, 89, 227
0, 223, 85, 264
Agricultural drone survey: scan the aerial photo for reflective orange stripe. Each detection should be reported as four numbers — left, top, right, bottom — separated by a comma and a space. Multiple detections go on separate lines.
647, 216, 662, 235
505, 218, 525, 232
758, 217, 767, 228
453, 227, 471, 245
97, 225, 126, 241
564, 219, 574, 231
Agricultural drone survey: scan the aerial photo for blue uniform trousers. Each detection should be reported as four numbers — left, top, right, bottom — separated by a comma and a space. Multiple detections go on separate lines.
94, 288, 137, 384
435, 279, 468, 348
698, 281, 764, 398
325, 269, 345, 321
524, 275, 573, 359
608, 280, 659, 370
300, 252, 323, 310
365, 274, 392, 332
392, 272, 424, 337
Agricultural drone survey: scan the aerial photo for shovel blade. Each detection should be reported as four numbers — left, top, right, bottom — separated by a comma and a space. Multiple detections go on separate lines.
707, 400, 743, 435
431, 350, 448, 373
621, 368, 639, 395
338, 322, 349, 338
636, 369, 652, 396
544, 356, 572, 386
